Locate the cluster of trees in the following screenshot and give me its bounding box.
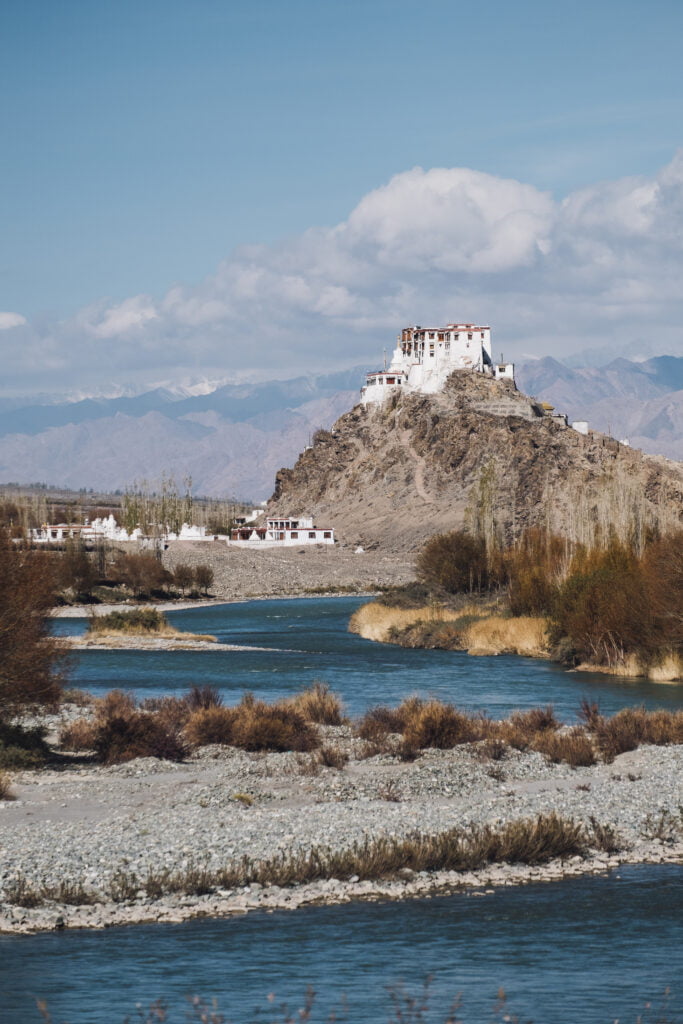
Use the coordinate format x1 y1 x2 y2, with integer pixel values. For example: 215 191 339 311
56 543 215 601
417 527 683 669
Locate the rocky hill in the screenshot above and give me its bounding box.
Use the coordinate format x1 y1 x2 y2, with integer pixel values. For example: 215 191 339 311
268 371 683 553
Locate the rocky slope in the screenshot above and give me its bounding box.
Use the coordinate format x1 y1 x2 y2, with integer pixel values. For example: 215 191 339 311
268 371 683 553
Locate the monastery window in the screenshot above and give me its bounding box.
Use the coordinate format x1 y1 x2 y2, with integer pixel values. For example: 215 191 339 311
291 531 298 539
429 332 435 339
308 532 316 539
324 532 332 539
468 333 473 340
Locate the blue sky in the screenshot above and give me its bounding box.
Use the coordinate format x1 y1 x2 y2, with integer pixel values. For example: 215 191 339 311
1 0 683 392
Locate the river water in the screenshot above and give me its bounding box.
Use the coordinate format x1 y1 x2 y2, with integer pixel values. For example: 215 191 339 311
53 596 683 720
6 597 682 1022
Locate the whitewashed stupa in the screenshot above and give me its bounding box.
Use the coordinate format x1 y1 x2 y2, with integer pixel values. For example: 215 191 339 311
361 323 514 404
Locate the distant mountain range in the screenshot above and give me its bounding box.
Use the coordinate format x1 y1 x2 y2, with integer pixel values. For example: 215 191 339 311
515 356 683 461
0 369 365 499
1 356 682 499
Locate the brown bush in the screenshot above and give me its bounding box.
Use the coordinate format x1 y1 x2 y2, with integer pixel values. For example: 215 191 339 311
79 689 189 764
319 744 349 769
284 681 345 725
356 704 406 742
585 705 683 761
185 706 237 746
94 712 189 764
510 705 559 734
230 695 318 753
59 718 98 751
0 530 66 715
401 699 482 751
186 684 223 711
139 695 191 733
531 727 596 767
416 530 491 594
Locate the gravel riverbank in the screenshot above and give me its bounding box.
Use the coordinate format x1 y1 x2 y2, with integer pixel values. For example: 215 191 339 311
1 715 681 934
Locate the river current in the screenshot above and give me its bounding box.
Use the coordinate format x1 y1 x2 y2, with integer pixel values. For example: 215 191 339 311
5 597 682 1022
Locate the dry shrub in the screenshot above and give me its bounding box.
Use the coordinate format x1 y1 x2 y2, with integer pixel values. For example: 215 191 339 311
585 705 683 761
319 744 349 769
86 689 189 765
140 695 191 732
186 693 323 753
511 705 559 735
588 816 623 853
231 695 318 753
94 712 189 765
185 706 237 746
477 738 507 762
416 530 490 594
97 689 137 719
531 727 596 767
401 699 482 751
356 704 406 742
186 684 223 711
59 718 98 751
284 681 345 725
0 772 14 800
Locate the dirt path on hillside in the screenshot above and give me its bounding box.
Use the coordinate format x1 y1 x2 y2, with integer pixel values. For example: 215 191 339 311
398 428 433 503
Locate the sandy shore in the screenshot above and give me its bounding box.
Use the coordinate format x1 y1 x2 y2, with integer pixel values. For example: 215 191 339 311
1 720 681 935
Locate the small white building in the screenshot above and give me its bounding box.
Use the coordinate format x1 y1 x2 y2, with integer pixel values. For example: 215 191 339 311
29 515 212 545
361 323 515 404
230 515 334 546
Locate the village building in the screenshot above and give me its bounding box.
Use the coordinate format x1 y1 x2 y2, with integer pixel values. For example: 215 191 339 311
29 515 214 545
229 516 334 546
361 323 514 404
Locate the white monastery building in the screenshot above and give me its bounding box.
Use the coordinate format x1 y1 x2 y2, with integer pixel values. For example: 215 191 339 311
230 516 334 547
361 323 515 404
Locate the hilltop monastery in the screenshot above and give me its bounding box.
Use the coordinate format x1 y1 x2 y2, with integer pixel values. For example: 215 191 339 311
361 323 514 404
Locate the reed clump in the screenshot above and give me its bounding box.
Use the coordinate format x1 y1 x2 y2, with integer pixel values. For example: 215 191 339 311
580 702 683 762
281 681 345 725
185 693 318 753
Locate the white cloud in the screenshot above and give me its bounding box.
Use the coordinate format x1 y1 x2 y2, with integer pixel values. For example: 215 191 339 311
3 153 683 394
0 312 27 330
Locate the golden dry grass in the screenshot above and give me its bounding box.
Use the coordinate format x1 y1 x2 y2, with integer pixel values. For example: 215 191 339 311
348 601 478 643
462 615 549 657
576 651 683 682
281 681 345 725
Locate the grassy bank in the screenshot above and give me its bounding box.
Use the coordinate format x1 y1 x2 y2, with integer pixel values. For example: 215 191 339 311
349 599 683 679
349 600 549 658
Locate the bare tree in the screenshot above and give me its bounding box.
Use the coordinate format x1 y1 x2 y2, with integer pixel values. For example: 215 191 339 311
0 531 67 716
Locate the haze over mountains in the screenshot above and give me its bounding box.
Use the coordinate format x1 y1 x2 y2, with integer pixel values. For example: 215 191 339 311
1 356 682 500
